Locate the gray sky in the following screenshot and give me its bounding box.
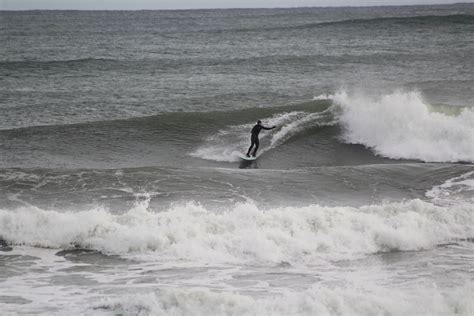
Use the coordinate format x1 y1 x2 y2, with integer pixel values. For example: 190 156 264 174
0 0 471 10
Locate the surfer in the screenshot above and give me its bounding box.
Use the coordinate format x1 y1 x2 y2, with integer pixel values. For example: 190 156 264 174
246 120 276 157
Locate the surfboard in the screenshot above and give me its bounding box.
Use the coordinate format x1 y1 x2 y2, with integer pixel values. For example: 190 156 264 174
240 155 257 161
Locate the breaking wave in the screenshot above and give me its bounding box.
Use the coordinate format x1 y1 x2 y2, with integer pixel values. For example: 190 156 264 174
335 90 474 163
191 89 473 164
1 197 472 264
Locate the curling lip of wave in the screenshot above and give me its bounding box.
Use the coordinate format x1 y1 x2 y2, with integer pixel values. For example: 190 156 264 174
0 198 472 263
269 109 335 147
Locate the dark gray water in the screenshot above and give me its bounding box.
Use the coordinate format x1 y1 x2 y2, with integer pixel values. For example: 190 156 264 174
0 4 473 315
1 5 473 131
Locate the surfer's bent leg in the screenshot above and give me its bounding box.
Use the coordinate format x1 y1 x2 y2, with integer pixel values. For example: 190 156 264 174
252 138 259 156
247 137 255 156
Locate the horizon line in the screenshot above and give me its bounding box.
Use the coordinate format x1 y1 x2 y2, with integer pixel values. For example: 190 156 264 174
0 2 471 12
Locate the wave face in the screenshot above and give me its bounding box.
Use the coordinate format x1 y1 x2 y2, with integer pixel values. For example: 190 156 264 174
1 197 472 263
1 90 470 169
190 108 336 162
189 89 473 165
335 90 474 163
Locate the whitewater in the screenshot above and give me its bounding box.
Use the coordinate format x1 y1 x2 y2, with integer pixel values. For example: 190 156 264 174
1 167 473 315
335 90 474 163
1 197 473 263
1 177 473 315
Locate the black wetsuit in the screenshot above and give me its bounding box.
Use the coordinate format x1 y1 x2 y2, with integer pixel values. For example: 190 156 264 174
246 124 274 157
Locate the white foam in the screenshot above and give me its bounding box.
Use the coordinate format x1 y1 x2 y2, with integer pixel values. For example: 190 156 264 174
426 171 474 205
334 90 474 162
1 199 472 264
313 93 335 100
95 282 474 316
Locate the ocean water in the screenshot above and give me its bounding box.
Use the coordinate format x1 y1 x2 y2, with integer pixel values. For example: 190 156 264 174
1 4 474 315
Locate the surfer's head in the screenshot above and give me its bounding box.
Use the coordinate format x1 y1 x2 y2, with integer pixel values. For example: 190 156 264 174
257 120 262 125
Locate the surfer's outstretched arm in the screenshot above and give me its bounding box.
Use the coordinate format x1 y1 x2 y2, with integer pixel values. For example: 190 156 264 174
263 125 276 130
